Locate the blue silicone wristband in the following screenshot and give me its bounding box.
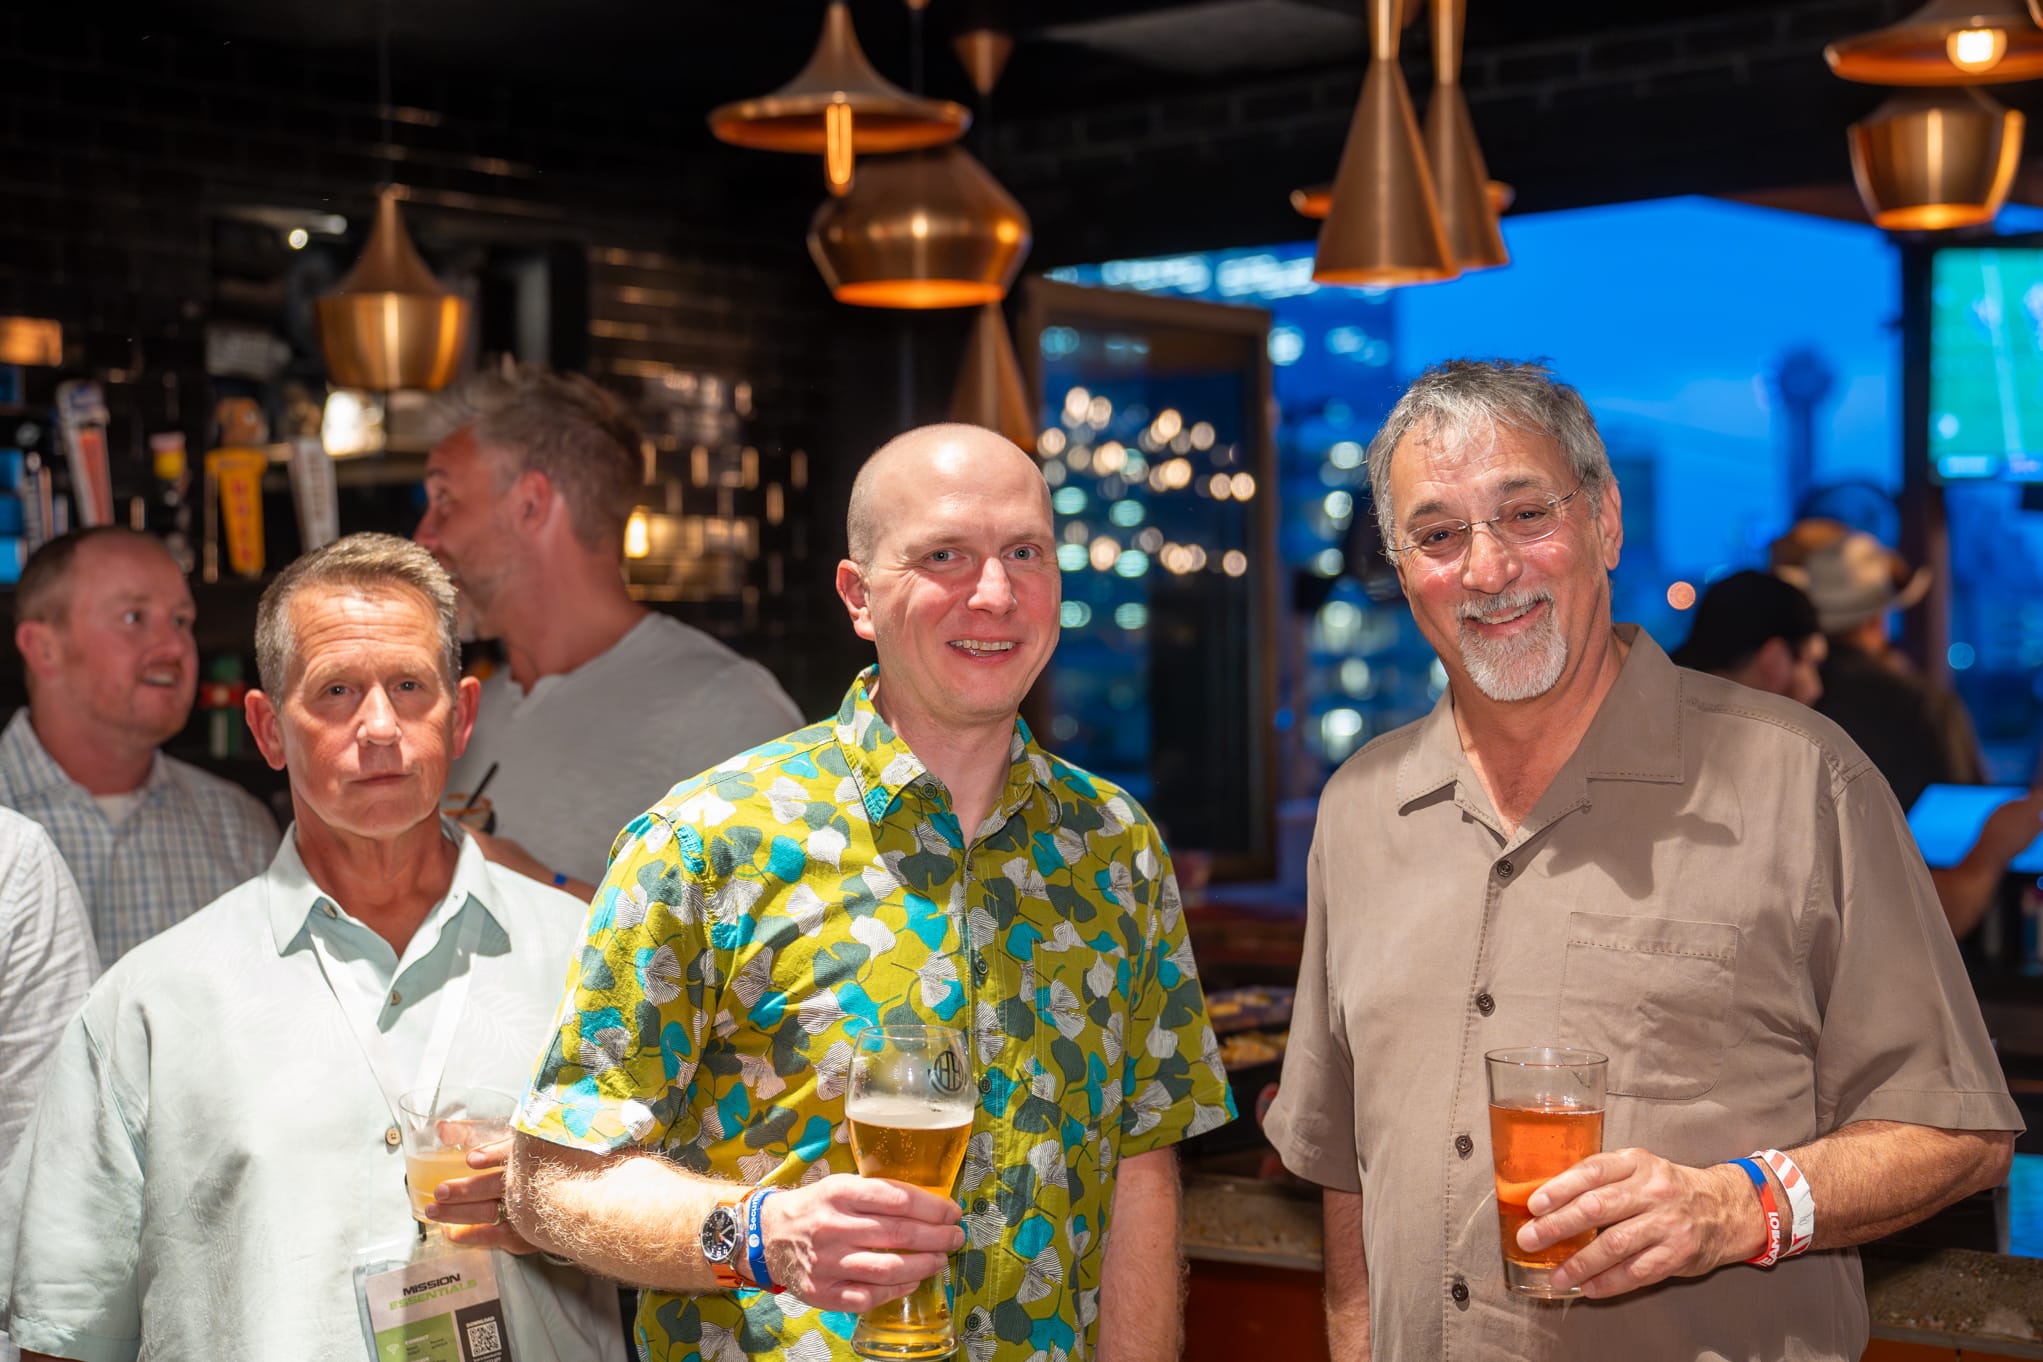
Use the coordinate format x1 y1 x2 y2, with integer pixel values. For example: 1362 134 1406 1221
747 1187 782 1292
1729 1156 1767 1190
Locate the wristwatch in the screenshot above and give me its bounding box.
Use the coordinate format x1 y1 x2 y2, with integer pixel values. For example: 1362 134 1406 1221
701 1191 749 1288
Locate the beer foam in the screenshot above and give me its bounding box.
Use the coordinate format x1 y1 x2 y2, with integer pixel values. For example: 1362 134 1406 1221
846 1095 975 1130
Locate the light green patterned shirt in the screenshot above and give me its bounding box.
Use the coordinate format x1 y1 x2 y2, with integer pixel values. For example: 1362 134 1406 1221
517 667 1234 1362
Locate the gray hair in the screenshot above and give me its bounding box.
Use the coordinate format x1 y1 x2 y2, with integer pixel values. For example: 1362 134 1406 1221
1366 359 1613 551
255 534 460 695
433 364 646 554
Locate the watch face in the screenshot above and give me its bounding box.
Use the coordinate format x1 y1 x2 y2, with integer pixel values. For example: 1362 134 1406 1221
701 1207 741 1264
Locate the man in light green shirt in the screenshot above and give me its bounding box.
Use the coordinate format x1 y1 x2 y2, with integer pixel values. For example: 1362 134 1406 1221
2 535 621 1362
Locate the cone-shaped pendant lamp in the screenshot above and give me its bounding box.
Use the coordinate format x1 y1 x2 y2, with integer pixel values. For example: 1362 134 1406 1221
1312 0 1456 286
1848 87 2023 229
710 1 969 196
316 188 470 392
953 29 1015 97
1423 0 1507 272
809 146 1031 308
948 305 1034 448
1828 0 2043 84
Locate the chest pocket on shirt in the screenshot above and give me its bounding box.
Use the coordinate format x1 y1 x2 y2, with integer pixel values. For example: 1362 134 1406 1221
1557 912 1741 1100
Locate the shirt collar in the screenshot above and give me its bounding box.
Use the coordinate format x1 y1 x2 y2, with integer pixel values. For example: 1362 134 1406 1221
1396 623 1686 812
1 708 171 802
832 665 1052 824
263 816 505 955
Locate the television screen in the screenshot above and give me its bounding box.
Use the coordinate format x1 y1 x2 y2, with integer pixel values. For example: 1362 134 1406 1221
1929 244 2043 482
1907 783 2043 874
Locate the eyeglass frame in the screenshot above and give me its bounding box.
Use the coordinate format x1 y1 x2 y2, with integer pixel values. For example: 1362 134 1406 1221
1382 478 1590 565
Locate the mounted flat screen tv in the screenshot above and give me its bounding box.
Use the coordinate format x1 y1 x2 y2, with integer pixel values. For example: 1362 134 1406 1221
1929 242 2043 482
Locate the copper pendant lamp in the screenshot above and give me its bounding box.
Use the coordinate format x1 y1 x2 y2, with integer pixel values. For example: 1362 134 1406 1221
709 1 970 197
315 187 470 392
1848 87 2023 230
1311 0 1456 286
1423 0 1507 272
948 305 1034 448
0 317 62 367
809 146 1031 308
1827 0 2043 84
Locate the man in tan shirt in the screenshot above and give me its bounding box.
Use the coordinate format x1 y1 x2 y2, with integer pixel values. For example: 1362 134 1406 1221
1265 360 2020 1361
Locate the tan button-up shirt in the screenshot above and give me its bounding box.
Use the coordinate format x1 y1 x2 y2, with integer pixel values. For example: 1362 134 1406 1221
1266 627 2021 1362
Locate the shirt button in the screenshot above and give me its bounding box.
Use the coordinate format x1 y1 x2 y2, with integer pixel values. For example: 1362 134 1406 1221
971 955 990 984
1450 1277 1470 1304
322 901 338 918
384 1125 401 1149
1455 1134 1474 1158
1475 992 1495 1016
1495 858 1515 880
979 1073 993 1095
388 989 402 1007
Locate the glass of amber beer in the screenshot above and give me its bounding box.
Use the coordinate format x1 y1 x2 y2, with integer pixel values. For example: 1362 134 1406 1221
396 1086 517 1225
1485 1047 1608 1298
848 1026 976 1362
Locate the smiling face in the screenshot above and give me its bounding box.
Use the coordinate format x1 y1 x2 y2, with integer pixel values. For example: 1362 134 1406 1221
1388 422 1622 706
836 431 1059 745
25 535 198 748
246 585 478 844
414 426 520 636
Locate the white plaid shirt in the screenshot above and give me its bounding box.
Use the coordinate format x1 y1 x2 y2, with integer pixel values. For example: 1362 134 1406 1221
0 710 280 961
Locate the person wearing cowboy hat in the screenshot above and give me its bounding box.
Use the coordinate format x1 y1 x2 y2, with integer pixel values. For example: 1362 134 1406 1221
1772 519 1987 812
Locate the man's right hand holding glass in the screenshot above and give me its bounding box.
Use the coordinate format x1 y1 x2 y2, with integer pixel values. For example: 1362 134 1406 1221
755 1173 965 1311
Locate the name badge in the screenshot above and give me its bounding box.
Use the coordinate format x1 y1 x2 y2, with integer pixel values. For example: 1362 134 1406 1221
355 1238 515 1362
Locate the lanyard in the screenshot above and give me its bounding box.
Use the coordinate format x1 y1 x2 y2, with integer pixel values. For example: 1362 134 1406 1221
294 883 487 1126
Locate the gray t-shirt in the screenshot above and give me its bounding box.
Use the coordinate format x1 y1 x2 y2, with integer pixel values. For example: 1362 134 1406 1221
451 613 804 885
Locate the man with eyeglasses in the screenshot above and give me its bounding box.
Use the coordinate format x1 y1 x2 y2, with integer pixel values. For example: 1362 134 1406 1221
1265 359 2018 1362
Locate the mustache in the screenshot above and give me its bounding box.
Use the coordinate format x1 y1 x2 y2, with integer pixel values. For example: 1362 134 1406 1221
1457 588 1552 624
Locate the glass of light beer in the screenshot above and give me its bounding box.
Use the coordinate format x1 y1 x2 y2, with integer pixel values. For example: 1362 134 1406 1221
1485 1046 1607 1298
847 1026 976 1362
396 1086 517 1225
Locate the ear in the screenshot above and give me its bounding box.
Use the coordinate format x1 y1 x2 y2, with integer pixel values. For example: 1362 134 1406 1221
835 559 877 643
448 674 482 760
245 689 288 772
1593 477 1624 570
13 620 60 682
510 468 556 535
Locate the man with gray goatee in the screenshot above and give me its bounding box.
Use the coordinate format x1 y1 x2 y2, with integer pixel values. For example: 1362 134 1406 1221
1265 359 2019 1361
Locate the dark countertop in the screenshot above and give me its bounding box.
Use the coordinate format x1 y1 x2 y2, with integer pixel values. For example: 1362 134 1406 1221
1181 1173 2043 1356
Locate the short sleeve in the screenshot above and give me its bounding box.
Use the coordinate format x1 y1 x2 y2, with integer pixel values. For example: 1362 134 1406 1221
1115 828 1236 1158
1264 816 1361 1191
516 810 721 1153
1809 767 2022 1135
0 819 99 1153
3 1008 147 1362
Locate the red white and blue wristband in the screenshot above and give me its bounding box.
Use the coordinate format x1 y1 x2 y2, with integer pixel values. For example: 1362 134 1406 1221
745 1186 784 1294
1753 1148 1815 1258
1730 1157 1783 1267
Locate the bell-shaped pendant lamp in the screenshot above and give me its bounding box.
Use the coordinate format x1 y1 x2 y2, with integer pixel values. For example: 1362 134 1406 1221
1848 87 2023 230
809 146 1031 308
315 188 470 392
0 317 62 367
1422 0 1508 272
1827 0 2043 84
709 1 969 197
948 305 1034 449
1312 0 1456 286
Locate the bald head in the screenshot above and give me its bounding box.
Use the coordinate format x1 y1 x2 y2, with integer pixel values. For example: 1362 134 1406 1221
846 424 1049 566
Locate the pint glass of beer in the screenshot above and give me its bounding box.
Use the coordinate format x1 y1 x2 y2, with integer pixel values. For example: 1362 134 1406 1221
1485 1047 1607 1298
847 1026 975 1362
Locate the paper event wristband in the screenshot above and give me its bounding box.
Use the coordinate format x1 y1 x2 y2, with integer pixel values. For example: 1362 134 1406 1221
1730 1157 1783 1267
1754 1148 1815 1257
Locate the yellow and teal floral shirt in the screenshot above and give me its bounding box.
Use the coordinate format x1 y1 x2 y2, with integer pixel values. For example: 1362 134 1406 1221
518 668 1235 1362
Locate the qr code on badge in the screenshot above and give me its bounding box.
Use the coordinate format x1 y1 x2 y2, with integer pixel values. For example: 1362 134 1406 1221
463 1316 503 1360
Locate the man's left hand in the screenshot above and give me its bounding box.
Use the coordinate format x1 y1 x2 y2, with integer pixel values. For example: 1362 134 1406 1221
427 1136 542 1256
1518 1148 1761 1297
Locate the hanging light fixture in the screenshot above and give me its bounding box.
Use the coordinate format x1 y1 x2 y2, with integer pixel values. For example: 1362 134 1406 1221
1848 87 2023 229
0 317 62 367
1423 0 1507 271
809 146 1030 308
316 188 470 391
1827 0 2043 84
1312 0 1456 286
949 305 1033 448
709 0 969 196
